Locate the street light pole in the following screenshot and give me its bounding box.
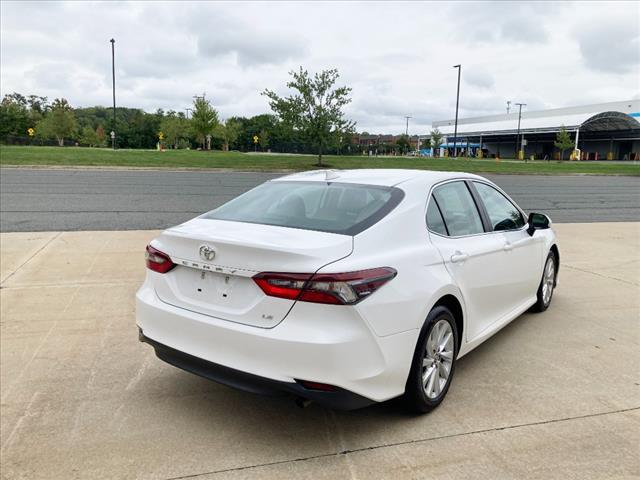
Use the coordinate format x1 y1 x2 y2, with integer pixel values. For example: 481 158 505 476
515 102 526 159
404 116 411 136
452 64 461 158
404 116 412 155
110 38 116 150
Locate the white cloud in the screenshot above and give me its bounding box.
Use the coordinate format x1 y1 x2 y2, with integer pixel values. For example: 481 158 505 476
575 18 640 74
1 0 639 134
465 71 494 89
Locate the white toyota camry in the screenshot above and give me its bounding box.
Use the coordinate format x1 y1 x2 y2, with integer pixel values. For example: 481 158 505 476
136 169 559 412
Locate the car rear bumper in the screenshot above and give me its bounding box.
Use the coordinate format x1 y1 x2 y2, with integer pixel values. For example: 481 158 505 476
139 329 375 410
136 282 417 408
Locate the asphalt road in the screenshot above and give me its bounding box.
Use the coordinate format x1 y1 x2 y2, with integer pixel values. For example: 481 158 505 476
1 168 638 231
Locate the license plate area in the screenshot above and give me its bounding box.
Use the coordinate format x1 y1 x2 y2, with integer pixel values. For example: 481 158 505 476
154 264 296 328
193 270 235 300
166 265 262 313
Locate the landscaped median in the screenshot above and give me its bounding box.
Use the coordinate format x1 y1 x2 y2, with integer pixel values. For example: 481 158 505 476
1 145 639 175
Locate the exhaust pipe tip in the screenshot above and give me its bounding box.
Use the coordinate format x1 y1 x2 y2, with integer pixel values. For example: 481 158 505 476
295 397 313 409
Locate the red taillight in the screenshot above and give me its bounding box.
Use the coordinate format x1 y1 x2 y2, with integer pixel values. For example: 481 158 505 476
145 245 176 274
253 267 396 305
253 272 312 300
298 380 337 392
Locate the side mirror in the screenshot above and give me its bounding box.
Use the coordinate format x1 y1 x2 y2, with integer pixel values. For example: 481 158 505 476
527 213 551 236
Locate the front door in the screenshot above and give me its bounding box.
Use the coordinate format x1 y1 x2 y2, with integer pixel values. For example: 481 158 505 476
426 181 514 341
471 181 543 314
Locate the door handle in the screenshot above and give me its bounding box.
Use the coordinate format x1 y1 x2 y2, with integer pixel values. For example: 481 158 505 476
451 251 469 263
503 242 513 251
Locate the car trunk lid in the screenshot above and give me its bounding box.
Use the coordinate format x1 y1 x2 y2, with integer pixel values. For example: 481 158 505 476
151 218 353 328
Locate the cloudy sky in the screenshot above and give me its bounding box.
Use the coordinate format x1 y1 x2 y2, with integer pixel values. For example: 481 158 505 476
1 1 639 134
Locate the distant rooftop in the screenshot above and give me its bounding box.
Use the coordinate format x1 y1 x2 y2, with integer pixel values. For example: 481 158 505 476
432 100 640 136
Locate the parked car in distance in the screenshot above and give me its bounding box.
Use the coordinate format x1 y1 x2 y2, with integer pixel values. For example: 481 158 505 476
136 169 559 412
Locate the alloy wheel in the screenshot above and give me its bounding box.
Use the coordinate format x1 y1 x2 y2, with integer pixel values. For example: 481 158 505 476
542 257 555 306
422 319 454 399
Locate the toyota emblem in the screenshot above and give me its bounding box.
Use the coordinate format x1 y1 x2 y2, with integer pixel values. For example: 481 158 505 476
199 244 216 261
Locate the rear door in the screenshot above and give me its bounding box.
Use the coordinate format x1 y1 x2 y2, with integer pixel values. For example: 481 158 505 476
426 181 513 341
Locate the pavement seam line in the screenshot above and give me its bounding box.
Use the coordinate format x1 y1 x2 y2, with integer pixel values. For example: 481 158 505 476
0 232 61 287
563 263 639 287
161 406 640 480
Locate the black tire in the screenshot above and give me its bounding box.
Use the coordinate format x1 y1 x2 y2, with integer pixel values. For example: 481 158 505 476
531 251 557 312
403 306 459 413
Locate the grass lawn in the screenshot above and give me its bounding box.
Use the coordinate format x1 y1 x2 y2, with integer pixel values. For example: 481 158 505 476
1 145 638 175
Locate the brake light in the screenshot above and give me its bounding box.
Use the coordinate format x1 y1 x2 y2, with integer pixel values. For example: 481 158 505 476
145 245 176 273
253 267 396 305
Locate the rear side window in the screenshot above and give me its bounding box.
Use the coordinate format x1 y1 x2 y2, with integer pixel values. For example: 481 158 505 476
426 198 448 236
473 182 525 231
203 181 404 235
432 182 484 236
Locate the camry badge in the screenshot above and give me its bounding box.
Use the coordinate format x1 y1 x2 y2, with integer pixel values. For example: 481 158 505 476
199 244 216 262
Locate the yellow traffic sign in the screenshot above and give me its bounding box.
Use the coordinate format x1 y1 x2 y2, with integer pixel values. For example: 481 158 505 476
253 135 259 144
27 128 35 137
158 132 164 140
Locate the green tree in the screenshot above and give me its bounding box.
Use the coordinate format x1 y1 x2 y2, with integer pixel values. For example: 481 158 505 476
161 114 189 149
330 128 353 155
263 67 355 166
96 125 106 146
216 118 241 151
258 129 269 151
191 96 219 149
0 93 31 139
36 98 76 146
378 140 391 155
27 95 48 124
430 128 443 157
554 126 574 161
396 134 410 155
234 114 279 151
80 126 99 147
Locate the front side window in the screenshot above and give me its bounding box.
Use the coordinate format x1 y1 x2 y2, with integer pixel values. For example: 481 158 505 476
473 182 525 231
203 181 404 236
432 182 484 236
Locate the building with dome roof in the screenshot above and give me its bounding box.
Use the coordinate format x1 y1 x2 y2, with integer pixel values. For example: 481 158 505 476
429 100 640 160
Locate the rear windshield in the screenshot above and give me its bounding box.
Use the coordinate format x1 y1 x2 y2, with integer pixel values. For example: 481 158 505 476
203 181 404 235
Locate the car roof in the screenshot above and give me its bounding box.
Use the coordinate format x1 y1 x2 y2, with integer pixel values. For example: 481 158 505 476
274 169 486 188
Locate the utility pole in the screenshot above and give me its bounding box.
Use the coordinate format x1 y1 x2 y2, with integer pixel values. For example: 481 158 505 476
404 116 412 155
110 38 116 150
515 102 526 160
185 108 192 119
452 64 461 158
507 100 511 114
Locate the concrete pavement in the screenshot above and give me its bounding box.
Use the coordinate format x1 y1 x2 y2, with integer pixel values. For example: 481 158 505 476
0 224 639 479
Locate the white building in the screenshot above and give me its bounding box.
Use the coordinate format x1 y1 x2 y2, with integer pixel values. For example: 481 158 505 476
430 100 640 160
